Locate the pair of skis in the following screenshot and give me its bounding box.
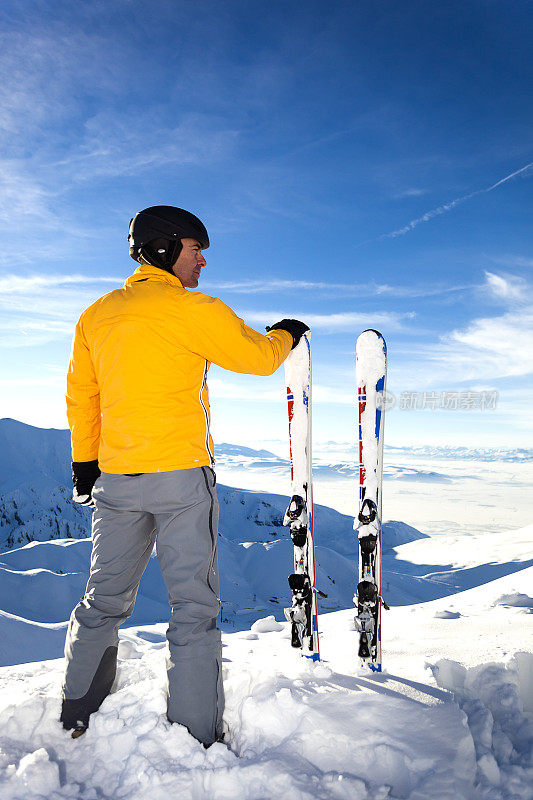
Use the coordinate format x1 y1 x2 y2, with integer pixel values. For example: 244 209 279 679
283 329 387 670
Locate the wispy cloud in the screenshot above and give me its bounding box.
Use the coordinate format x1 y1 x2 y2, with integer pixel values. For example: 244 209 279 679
484 271 528 303
0 160 56 228
383 162 533 239
389 308 533 387
204 278 474 299
0 156 105 263
0 274 122 348
0 25 131 143
388 271 533 386
443 309 533 379
488 255 533 270
57 112 239 182
485 163 533 192
393 188 428 199
0 317 74 349
0 120 238 243
0 25 239 246
0 273 415 349
203 279 341 293
0 275 120 293
241 309 414 332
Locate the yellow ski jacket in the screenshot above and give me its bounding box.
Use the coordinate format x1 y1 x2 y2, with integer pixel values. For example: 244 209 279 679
66 263 292 473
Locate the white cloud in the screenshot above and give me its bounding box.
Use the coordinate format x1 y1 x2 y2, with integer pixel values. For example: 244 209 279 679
203 279 338 293
385 192 476 238
489 255 533 270
241 310 414 333
61 112 239 182
392 188 428 199
0 161 53 226
485 162 533 191
0 317 74 349
0 274 123 347
0 27 238 242
0 274 120 294
484 271 528 302
386 270 533 387
448 311 533 374
0 273 414 350
406 309 533 385
0 27 130 142
202 278 474 299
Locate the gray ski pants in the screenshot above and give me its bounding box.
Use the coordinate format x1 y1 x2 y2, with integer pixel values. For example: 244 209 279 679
62 467 223 746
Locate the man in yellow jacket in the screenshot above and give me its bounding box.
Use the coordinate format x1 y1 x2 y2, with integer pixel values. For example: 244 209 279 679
61 205 308 746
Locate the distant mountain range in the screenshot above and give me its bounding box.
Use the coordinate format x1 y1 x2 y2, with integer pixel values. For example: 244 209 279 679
386 444 533 462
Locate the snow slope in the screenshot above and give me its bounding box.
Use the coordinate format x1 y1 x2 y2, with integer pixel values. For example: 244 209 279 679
0 520 425 665
1 528 531 797
1 522 530 667
0 595 531 800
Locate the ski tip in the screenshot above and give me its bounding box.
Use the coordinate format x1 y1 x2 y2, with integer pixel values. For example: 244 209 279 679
357 328 387 356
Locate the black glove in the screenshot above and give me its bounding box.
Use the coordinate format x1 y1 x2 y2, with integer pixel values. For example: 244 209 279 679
265 319 309 350
72 460 100 508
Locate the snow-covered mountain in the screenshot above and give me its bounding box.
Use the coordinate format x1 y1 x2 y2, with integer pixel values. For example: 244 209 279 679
0 419 87 548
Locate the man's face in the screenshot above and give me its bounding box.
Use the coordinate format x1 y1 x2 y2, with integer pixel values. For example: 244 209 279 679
171 238 207 288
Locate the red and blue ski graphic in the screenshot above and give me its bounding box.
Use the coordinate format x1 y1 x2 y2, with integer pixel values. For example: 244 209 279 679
283 332 320 661
354 329 387 671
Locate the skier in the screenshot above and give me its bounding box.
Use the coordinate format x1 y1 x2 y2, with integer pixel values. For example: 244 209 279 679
61 205 308 746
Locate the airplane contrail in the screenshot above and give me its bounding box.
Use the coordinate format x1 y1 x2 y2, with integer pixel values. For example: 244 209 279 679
484 161 533 192
384 161 533 239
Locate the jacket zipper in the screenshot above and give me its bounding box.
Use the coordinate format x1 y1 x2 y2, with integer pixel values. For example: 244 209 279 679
199 360 215 465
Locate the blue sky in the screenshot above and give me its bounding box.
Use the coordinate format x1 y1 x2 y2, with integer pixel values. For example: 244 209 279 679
0 0 531 450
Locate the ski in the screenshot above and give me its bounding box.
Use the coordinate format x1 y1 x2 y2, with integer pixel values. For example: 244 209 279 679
283 331 320 661
354 329 387 671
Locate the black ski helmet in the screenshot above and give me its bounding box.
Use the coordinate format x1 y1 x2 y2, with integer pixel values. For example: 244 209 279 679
128 205 209 272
